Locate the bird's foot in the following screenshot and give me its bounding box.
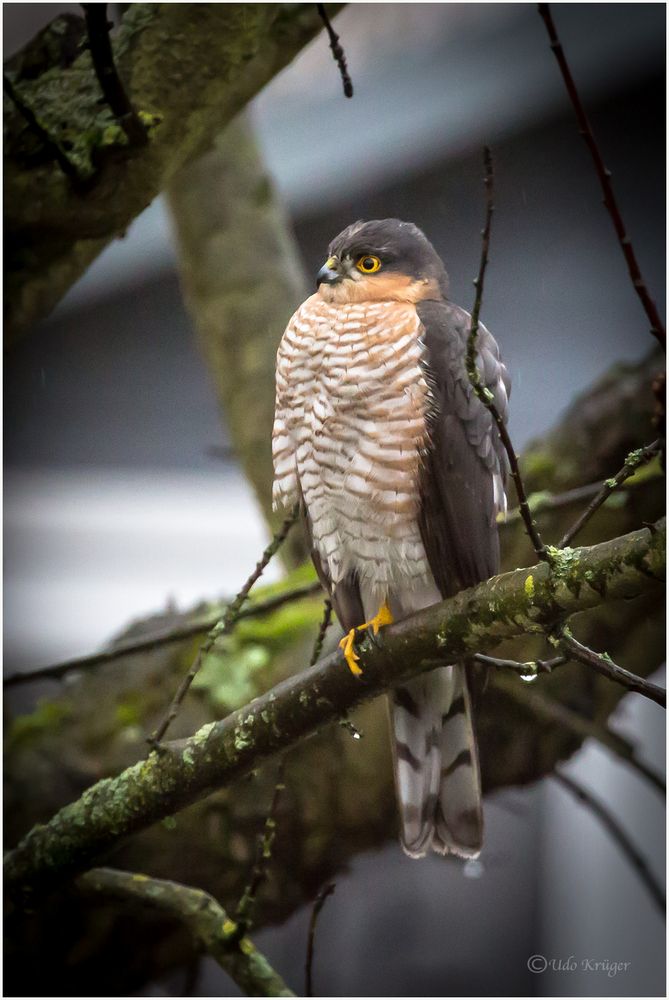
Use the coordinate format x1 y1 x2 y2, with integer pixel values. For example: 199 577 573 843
338 602 394 676
360 600 394 636
339 628 363 677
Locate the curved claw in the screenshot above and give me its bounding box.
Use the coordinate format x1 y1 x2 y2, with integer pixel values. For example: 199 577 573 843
339 629 363 677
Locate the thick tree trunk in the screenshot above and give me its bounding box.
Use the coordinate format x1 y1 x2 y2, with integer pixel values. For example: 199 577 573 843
167 115 310 563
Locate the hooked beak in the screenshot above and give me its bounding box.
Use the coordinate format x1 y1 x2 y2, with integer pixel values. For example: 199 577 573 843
316 256 343 286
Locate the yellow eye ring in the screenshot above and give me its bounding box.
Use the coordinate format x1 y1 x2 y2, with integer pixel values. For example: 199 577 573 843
356 255 382 274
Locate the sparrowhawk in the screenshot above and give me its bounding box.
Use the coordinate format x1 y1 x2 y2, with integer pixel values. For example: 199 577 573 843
272 219 510 858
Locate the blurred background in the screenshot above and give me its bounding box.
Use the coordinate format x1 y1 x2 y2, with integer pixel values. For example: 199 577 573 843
4 3 665 997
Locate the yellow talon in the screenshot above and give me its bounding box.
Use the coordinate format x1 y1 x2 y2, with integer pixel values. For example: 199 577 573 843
338 601 394 677
339 628 363 677
360 600 394 636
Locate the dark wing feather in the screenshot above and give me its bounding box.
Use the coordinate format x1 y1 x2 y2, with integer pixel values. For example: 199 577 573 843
417 300 511 598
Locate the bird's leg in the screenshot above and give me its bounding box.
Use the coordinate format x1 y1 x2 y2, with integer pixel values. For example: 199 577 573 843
339 600 394 677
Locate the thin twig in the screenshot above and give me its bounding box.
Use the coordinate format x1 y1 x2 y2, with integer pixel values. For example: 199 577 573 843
79 867 295 996
82 4 148 145
558 628 666 709
4 580 321 689
316 4 353 97
3 73 86 186
305 882 336 996
538 3 665 349
500 470 660 527
558 440 661 548
553 772 665 914
234 600 333 937
148 506 300 746
473 652 566 676
466 146 549 562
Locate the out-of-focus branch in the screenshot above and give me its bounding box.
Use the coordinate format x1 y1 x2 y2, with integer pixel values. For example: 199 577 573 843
4 580 321 689
538 3 665 348
305 882 336 996
5 520 664 900
492 671 665 796
553 772 665 914
167 115 310 562
79 868 295 997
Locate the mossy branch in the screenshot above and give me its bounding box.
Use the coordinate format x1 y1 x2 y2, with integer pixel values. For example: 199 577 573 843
4 3 343 341
5 520 664 901
79 867 295 997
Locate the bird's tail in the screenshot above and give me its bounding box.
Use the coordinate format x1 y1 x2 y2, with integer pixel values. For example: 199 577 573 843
389 663 483 858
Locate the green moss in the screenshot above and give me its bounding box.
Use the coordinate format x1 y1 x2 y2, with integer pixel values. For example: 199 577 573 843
6 700 71 751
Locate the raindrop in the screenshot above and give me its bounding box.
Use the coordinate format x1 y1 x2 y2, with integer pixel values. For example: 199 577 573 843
463 859 485 879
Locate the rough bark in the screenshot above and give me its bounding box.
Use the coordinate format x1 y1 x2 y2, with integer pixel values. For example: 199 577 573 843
4 3 340 341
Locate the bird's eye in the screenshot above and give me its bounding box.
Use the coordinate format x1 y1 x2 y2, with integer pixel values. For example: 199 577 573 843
356 255 382 274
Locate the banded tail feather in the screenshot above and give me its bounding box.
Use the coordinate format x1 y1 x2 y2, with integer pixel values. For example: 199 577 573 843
390 663 483 858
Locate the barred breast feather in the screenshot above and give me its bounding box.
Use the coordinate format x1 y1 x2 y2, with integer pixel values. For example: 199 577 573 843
273 293 434 597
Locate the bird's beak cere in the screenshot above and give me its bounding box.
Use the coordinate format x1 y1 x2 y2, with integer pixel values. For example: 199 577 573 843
316 256 343 286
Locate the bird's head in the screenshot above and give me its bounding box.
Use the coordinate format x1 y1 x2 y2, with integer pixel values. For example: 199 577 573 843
315 219 448 304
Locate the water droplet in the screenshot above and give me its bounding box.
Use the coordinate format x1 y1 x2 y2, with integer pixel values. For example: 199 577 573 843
463 859 485 879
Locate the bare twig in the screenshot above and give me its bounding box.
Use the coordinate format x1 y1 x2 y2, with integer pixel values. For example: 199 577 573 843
316 4 353 97
234 599 333 937
305 882 336 996
3 73 86 186
4 579 321 689
148 505 300 745
558 440 661 548
82 4 148 145
465 147 549 563
538 3 665 349
473 652 566 676
558 628 666 709
501 469 661 527
79 867 295 996
553 772 665 913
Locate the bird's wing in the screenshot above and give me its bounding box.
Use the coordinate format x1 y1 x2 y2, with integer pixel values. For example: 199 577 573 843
388 299 510 858
416 299 511 597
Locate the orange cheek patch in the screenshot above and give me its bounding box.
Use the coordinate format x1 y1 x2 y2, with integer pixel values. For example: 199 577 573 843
318 274 440 305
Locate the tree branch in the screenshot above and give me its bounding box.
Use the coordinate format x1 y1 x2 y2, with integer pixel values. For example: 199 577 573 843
558 440 661 548
492 670 665 796
4 3 343 341
538 3 665 348
5 520 663 900
4 580 321 689
553 772 665 914
557 627 666 708
78 867 295 997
